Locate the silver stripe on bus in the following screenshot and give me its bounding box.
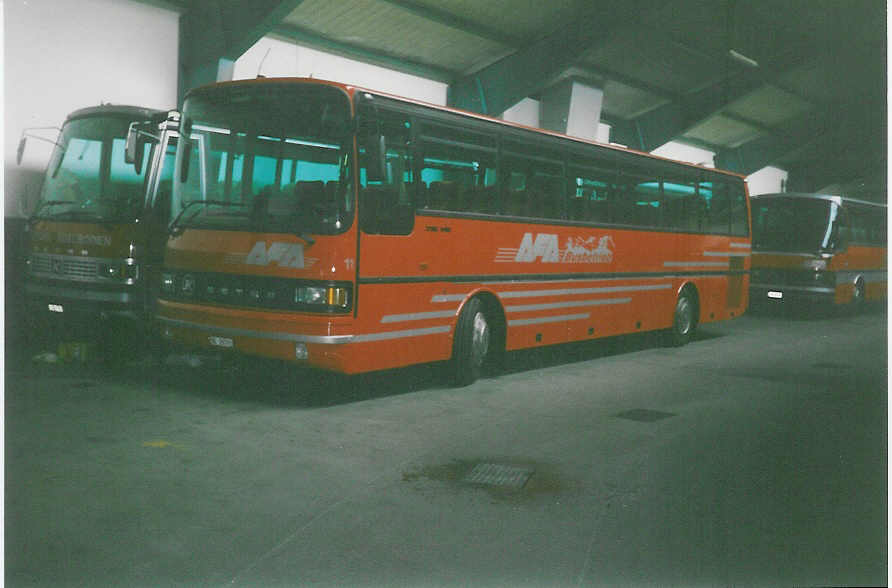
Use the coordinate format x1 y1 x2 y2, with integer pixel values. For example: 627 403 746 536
157 317 451 344
381 310 458 323
431 293 469 303
663 261 729 267
483 275 668 286
497 283 671 299
508 313 590 326
506 297 631 312
702 251 751 257
751 251 819 257
730 242 752 249
352 326 452 342
157 317 353 343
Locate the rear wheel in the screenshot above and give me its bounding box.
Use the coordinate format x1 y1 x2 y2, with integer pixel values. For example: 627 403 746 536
450 297 491 386
666 288 697 347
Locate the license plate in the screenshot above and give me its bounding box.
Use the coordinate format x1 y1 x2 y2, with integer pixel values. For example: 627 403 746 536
767 291 783 299
48 304 64 313
208 336 234 348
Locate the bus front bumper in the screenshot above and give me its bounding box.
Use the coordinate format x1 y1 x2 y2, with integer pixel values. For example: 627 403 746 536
749 283 836 305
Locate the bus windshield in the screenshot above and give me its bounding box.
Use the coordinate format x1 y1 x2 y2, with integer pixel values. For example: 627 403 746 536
171 83 352 234
35 116 152 222
752 197 840 253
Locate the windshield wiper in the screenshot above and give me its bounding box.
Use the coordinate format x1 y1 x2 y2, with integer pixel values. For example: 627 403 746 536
28 200 73 223
293 231 315 245
169 199 246 235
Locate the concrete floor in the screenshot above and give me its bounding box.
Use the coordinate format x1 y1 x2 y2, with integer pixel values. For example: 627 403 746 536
5 305 887 587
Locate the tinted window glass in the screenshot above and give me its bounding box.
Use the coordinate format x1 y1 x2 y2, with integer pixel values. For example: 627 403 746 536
419 123 497 214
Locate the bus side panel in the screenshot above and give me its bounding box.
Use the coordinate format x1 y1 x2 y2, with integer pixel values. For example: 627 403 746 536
359 217 750 356
829 245 887 303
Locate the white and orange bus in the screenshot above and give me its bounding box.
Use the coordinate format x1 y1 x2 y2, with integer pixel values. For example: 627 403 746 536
20 105 179 347
157 78 750 384
750 193 886 308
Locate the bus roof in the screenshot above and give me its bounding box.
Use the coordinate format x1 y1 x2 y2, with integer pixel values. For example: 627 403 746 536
752 192 887 208
185 76 747 180
65 104 169 124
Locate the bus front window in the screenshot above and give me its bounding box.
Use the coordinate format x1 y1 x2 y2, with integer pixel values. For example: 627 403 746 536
752 197 839 253
172 84 352 234
35 116 152 222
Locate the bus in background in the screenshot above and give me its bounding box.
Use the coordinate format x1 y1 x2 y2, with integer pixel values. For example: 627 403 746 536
19 105 179 356
157 78 750 385
750 193 886 309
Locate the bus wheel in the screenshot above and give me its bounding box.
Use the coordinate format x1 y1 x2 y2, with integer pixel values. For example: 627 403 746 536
451 297 491 386
852 278 866 310
666 288 697 347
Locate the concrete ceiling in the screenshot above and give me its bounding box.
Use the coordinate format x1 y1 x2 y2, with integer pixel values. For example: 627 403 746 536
168 0 886 197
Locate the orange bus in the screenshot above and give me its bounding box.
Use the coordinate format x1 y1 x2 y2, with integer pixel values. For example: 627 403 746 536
20 105 179 350
750 193 886 308
157 78 750 384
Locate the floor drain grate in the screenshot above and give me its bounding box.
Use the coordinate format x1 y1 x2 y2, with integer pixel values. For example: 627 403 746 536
463 463 533 489
616 408 676 422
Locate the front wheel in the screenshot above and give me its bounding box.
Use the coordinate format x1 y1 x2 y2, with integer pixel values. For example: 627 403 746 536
666 289 697 347
450 298 491 386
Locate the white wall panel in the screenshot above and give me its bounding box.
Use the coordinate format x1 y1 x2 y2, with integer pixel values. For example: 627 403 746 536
4 0 179 217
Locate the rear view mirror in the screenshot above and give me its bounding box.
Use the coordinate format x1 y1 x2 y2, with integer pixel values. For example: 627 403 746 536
125 122 149 175
124 122 139 164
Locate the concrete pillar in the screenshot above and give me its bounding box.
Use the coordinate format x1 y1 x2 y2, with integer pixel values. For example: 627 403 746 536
539 78 603 141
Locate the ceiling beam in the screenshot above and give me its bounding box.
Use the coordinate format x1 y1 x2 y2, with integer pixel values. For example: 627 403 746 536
270 24 455 83
447 0 670 116
377 0 521 47
179 0 306 101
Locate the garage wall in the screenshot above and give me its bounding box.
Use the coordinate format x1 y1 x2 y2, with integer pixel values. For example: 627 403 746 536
4 0 180 218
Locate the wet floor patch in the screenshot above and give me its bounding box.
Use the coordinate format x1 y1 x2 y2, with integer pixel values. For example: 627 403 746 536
615 408 676 422
403 458 568 501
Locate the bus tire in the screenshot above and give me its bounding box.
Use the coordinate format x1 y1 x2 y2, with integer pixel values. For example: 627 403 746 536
852 277 866 310
450 297 491 386
666 287 698 347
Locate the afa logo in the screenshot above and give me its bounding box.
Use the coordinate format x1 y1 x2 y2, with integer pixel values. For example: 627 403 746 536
496 233 615 264
245 241 304 268
515 232 561 262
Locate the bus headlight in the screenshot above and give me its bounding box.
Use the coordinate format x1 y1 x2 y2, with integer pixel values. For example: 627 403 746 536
99 259 140 284
161 272 176 293
295 285 350 308
181 274 195 296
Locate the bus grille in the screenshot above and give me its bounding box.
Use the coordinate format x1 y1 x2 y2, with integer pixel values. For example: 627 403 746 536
752 267 834 287
30 254 99 281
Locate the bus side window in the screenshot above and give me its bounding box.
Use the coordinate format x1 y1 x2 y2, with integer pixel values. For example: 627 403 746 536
662 178 698 232
502 140 563 220
418 122 496 214
567 157 617 225
358 113 414 235
701 179 730 234
729 181 748 236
